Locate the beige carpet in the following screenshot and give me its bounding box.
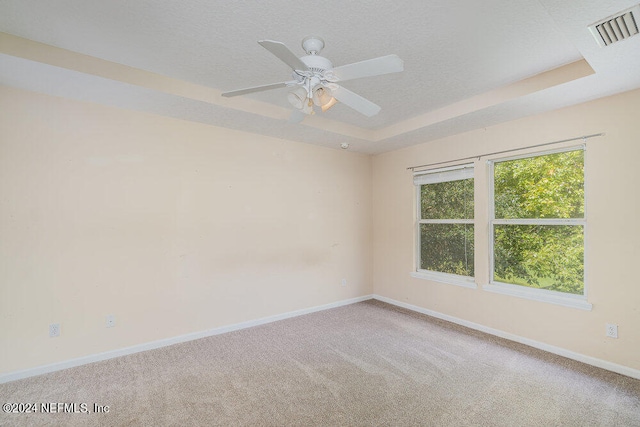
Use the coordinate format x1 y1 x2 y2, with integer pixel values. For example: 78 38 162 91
1 300 639 426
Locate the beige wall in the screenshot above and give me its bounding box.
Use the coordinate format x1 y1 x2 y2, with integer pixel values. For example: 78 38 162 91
372 88 640 371
0 85 372 374
2 81 639 377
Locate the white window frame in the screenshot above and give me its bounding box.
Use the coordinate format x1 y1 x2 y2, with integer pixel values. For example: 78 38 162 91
411 164 477 289
484 146 591 310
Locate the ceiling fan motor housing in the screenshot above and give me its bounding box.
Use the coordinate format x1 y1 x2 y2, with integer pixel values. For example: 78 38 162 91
299 55 333 73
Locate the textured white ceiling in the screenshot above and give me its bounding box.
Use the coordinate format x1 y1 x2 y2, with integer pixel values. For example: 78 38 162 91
1 0 640 153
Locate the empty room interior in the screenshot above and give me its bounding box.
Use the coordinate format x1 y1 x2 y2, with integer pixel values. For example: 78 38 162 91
1 1 640 425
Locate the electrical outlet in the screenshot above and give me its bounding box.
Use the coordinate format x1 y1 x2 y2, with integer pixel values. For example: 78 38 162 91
606 323 618 338
49 323 60 338
341 278 347 287
106 315 116 328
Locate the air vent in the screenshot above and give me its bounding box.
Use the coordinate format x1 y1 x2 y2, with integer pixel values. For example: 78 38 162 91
588 5 640 47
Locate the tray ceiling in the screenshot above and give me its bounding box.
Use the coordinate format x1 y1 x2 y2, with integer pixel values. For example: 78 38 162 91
1 0 639 153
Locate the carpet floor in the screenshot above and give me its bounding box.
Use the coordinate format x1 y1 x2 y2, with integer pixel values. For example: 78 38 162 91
1 300 639 426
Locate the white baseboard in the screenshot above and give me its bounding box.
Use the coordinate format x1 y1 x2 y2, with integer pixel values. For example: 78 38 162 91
373 294 640 380
0 295 373 384
5 293 637 383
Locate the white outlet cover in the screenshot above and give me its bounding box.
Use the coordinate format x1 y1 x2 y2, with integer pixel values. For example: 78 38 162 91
605 323 618 338
49 323 60 337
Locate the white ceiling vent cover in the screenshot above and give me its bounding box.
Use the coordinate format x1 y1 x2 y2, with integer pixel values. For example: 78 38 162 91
589 5 640 47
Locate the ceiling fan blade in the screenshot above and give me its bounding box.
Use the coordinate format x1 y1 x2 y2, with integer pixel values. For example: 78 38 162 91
331 54 403 82
258 40 309 71
331 86 381 117
221 81 294 97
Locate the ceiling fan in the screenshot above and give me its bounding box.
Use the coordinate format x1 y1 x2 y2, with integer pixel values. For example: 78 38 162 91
221 36 404 122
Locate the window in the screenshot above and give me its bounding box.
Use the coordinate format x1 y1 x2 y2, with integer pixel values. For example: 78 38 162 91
413 165 475 287
488 148 587 305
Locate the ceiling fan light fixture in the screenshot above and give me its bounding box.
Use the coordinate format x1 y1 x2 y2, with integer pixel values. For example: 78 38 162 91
287 86 307 109
312 85 333 107
321 97 338 112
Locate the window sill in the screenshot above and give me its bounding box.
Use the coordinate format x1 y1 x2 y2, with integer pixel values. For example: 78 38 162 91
483 283 592 311
410 271 477 289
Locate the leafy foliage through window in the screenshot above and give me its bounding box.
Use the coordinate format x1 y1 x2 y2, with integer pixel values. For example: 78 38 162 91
492 149 584 295
416 167 474 277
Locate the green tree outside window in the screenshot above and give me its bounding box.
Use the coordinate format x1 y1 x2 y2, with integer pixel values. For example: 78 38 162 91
492 150 584 295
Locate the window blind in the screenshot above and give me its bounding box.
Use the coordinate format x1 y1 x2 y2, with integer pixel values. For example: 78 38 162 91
413 164 474 185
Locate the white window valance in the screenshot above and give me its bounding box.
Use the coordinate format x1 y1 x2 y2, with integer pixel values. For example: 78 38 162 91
413 164 474 185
